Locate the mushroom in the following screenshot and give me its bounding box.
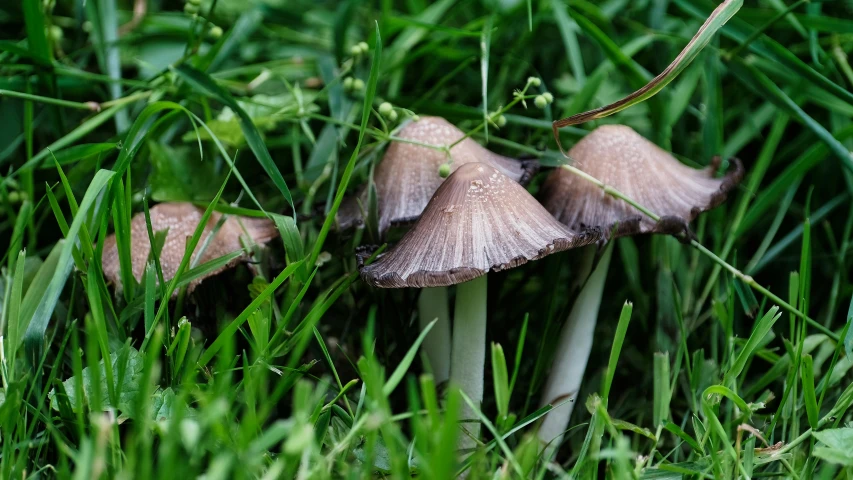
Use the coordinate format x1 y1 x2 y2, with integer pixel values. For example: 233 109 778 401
342 116 537 385
536 125 743 451
337 116 537 234
102 202 279 295
361 162 600 446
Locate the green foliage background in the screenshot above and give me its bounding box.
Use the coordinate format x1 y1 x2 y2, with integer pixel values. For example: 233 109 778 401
1 0 853 478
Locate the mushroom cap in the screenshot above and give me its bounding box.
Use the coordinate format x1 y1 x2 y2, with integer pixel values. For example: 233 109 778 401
541 125 743 238
101 202 279 294
360 163 600 288
337 116 538 235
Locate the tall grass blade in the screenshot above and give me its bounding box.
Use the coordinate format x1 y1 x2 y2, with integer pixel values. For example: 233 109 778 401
552 0 743 151
21 170 114 364
173 65 294 211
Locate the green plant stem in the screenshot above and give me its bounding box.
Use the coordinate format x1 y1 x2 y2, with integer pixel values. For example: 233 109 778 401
100 90 152 109
690 241 834 339
558 164 839 341
451 275 488 449
418 287 452 384
538 243 612 453
693 116 789 320
447 92 537 150
0 90 99 111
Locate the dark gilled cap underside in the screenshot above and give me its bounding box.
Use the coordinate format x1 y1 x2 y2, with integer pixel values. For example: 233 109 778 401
360 163 600 288
336 116 539 235
541 125 744 239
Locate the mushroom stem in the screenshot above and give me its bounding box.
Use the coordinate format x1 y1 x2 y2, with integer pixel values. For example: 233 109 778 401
538 243 613 454
418 286 452 384
451 275 488 449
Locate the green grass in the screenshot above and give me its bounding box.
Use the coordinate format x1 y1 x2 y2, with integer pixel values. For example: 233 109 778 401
1 0 853 478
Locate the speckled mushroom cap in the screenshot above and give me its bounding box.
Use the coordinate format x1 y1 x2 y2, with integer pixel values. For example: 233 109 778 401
101 203 278 294
337 116 538 235
541 125 743 238
360 163 600 288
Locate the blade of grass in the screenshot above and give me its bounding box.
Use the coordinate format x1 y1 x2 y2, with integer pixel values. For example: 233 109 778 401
602 301 632 403
12 103 128 174
6 251 26 380
726 307 782 384
480 15 492 142
552 0 743 151
307 23 382 268
173 65 294 212
675 0 853 106
801 354 818 429
551 0 586 85
491 343 510 422
21 169 114 365
195 260 304 367
384 320 436 397
22 0 52 64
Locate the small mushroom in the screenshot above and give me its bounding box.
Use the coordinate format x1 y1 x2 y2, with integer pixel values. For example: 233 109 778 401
343 115 537 385
541 124 743 238
101 202 279 295
361 162 599 446
536 125 743 451
337 116 538 235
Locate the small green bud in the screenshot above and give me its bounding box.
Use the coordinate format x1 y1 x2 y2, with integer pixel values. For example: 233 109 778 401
358 41 369 53
534 95 548 109
495 115 507 127
352 78 365 91
543 92 554 103
82 21 93 32
209 25 223 38
388 110 398 122
438 163 451 178
343 77 354 91
49 26 63 42
527 76 541 87
378 102 393 116
183 3 199 14
350 45 362 56
410 114 420 121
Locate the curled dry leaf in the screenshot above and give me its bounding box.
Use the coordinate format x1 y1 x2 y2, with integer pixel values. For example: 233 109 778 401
541 125 743 239
755 441 785 454
360 163 600 288
101 202 278 295
336 116 538 236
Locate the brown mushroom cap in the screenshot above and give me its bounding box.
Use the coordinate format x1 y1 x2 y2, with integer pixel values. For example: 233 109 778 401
337 116 538 235
541 125 743 238
101 202 278 293
360 163 600 288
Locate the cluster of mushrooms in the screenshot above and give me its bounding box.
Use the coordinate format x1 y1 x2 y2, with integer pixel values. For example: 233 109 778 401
347 117 743 451
100 115 742 456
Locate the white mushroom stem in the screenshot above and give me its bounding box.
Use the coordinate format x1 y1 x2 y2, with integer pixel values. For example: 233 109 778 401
538 243 613 453
451 275 488 449
418 287 452 384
